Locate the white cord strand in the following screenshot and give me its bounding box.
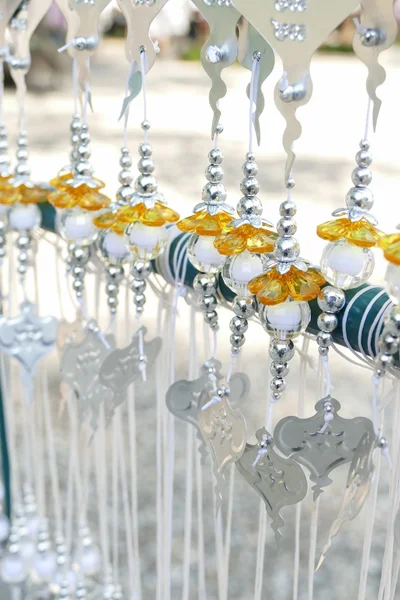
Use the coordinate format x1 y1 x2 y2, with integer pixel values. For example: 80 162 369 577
248 54 261 154
73 58 78 117
82 57 90 126
140 49 149 143
123 61 134 148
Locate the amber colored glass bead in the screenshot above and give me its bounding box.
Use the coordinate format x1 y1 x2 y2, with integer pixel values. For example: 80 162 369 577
92 211 117 229
317 217 384 248
214 224 277 256
1 184 47 206
378 233 400 266
49 184 110 211
178 210 232 236
248 266 326 306
49 172 73 189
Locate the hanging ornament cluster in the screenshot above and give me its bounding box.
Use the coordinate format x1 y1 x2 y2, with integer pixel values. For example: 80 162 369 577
0 0 398 598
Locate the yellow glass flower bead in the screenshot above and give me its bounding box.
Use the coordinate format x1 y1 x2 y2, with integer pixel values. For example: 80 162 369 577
248 266 325 306
378 233 400 266
49 184 110 211
92 211 117 229
317 217 384 248
215 224 277 256
18 185 47 205
178 210 231 236
49 172 73 190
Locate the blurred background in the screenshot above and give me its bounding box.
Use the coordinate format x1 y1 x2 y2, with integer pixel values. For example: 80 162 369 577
2 2 400 599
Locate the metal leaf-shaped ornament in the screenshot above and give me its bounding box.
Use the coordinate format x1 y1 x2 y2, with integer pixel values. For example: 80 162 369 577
117 0 168 117
232 0 360 180
0 302 57 401
274 396 374 500
60 325 114 431
352 0 397 130
237 19 275 145
166 359 249 465
99 326 162 416
317 428 378 569
197 372 249 507
191 0 241 137
236 428 308 545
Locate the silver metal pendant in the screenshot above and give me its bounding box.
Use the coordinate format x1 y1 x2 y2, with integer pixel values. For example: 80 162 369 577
317 428 378 569
197 370 249 506
99 326 162 412
0 301 57 400
274 396 374 500
232 0 360 180
60 324 115 430
236 428 307 545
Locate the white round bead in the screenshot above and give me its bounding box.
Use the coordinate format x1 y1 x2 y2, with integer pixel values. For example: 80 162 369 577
100 230 130 266
34 550 58 581
188 234 224 274
0 552 28 584
9 204 41 232
126 222 168 260
385 263 400 304
20 537 36 564
78 544 102 576
60 209 97 245
261 301 311 340
320 240 374 290
222 250 265 295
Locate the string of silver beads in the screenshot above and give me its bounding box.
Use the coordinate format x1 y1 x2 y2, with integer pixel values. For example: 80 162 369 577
70 115 82 172
15 132 30 179
345 139 374 219
131 260 152 316
374 305 400 376
230 296 256 354
0 123 10 177
117 147 134 205
74 124 94 180
316 286 346 356
193 273 219 332
16 232 31 284
68 245 90 300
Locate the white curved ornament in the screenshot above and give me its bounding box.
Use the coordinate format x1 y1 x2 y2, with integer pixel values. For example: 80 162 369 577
352 0 397 130
232 0 360 179
191 0 241 137
274 396 374 500
317 428 378 569
236 428 308 545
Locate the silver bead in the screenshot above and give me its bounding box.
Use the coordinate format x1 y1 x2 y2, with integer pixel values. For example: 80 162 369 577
205 164 224 183
77 145 90 161
378 436 388 450
376 353 393 370
318 346 329 356
246 152 256 161
75 162 93 178
270 376 286 393
72 279 84 295
276 218 296 237
269 339 295 362
119 170 133 186
138 158 154 174
71 246 90 264
317 286 345 313
71 117 81 133
134 294 146 307
279 200 296 217
237 196 262 217
132 260 152 279
131 279 146 294
355 149 372 167
119 154 132 168
215 123 224 135
106 283 119 297
202 182 227 204
240 177 260 196
107 265 124 283
316 331 332 347
274 237 300 262
208 148 223 165
16 148 28 162
72 266 85 280
138 143 152 157
230 333 245 347
359 139 370 150
230 316 248 334
15 163 30 177
351 167 372 187
193 273 217 294
270 362 289 377
242 160 258 177
232 296 257 318
378 332 399 355
141 120 151 130
135 174 157 195
385 306 400 334
345 186 374 211
205 310 218 325
317 313 338 333
17 235 30 249
200 295 217 311
117 186 134 203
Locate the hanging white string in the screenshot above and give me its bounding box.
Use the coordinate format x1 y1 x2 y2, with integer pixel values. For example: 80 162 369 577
140 48 149 144
112 415 120 586
82 57 90 126
222 464 235 600
94 407 111 583
123 61 134 148
307 496 320 600
73 58 79 118
248 53 261 155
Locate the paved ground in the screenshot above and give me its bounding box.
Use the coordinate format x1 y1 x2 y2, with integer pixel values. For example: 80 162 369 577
2 40 400 599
